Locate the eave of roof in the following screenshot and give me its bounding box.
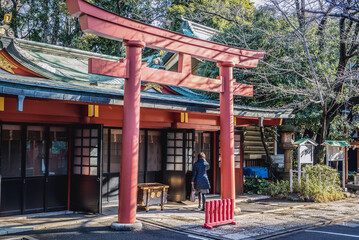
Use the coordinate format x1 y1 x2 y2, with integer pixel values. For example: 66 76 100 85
14 38 211 100
294 138 318 146
17 39 120 61
0 73 294 119
322 140 351 147
180 17 222 41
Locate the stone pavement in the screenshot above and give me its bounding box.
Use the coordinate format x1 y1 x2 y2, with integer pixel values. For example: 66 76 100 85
1 195 359 240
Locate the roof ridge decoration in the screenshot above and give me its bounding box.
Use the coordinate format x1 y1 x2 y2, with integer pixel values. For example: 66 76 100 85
0 52 17 73
0 25 73 80
0 14 15 40
143 82 163 93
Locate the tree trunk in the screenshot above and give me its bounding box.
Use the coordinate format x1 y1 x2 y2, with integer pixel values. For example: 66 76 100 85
51 1 60 45
314 103 328 164
259 125 277 179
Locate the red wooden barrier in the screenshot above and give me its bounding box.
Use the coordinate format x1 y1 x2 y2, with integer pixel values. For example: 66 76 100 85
202 199 236 229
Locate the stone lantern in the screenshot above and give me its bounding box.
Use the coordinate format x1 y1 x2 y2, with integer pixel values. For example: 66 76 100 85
279 125 297 180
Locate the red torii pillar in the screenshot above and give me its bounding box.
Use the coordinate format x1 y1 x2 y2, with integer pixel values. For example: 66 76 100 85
218 62 236 200
66 0 265 231
117 40 145 227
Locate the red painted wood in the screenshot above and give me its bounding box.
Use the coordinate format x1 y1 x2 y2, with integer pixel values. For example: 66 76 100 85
88 58 128 78
224 200 227 222
213 133 216 194
235 117 282 126
205 201 210 225
219 200 223 221
209 201 213 224
230 199 233 219
202 199 236 229
214 201 218 223
0 95 283 131
89 58 253 96
233 83 253 96
118 40 145 224
66 0 265 68
219 62 236 201
67 127 72 210
141 121 172 129
178 53 192 74
172 123 220 131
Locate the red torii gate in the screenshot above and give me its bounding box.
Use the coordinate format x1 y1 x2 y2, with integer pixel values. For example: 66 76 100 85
66 0 265 229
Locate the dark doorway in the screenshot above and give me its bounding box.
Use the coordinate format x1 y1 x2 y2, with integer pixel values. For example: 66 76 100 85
194 132 214 194
0 124 23 216
102 128 121 204
70 125 102 213
213 131 244 196
101 128 163 206
0 124 69 217
163 129 194 202
215 131 221 194
234 131 244 195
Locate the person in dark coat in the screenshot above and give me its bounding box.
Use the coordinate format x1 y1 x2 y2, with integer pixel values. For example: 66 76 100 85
191 152 210 211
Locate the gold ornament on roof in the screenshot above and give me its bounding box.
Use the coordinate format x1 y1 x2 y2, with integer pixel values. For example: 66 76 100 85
160 50 165 56
4 13 12 24
143 82 163 93
0 54 17 74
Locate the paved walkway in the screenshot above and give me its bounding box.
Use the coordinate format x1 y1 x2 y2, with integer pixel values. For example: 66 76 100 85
0 195 358 240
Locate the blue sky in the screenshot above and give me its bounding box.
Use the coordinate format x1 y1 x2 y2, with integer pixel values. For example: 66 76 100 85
252 0 265 6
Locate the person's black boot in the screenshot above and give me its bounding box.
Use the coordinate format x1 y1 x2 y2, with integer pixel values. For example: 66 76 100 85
201 193 206 211
198 192 202 209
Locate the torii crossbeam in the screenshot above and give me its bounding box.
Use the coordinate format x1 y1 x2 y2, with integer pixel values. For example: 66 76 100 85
66 0 265 229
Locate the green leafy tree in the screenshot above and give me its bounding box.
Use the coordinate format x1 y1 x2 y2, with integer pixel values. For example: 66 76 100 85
0 0 177 56
193 1 359 164
168 0 255 31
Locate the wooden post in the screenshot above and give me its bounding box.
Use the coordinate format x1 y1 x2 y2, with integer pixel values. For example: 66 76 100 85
298 145 301 183
118 40 145 224
290 169 293 192
345 146 348 184
218 61 235 202
343 155 346 189
326 146 329 166
345 127 348 184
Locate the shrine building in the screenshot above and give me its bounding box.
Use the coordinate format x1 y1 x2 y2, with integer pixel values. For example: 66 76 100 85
0 3 293 217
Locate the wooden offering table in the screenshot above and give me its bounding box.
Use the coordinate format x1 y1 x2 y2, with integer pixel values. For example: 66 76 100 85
137 183 169 212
